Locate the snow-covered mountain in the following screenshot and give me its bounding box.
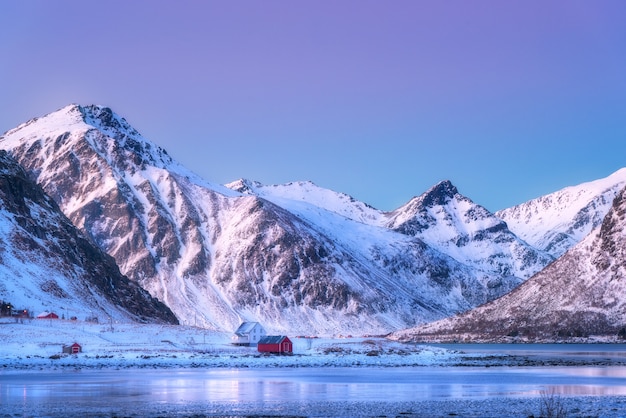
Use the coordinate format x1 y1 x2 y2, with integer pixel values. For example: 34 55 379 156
0 104 549 335
226 179 384 225
385 180 553 281
391 185 626 342
496 169 626 258
231 178 553 287
0 149 176 324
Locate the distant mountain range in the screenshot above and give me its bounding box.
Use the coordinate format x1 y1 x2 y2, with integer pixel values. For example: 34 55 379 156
1 104 625 337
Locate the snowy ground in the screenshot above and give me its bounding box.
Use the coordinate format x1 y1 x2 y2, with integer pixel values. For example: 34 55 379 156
3 318 626 370
3 318 626 417
0 317 461 370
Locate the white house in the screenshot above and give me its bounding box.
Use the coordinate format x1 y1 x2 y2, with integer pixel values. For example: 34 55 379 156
232 322 266 346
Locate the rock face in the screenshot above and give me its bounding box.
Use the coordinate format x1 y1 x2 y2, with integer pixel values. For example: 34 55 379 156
391 186 626 342
0 149 176 324
0 104 555 335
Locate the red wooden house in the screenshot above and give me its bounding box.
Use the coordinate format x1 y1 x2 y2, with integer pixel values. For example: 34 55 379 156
257 336 293 354
36 311 59 319
62 343 82 354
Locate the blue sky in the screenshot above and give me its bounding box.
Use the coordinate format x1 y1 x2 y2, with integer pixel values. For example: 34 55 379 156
1 1 625 211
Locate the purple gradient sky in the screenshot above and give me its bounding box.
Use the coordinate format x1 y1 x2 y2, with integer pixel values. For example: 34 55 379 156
1 1 626 211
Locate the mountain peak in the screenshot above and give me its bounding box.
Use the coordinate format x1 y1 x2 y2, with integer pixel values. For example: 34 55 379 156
225 178 262 195
421 180 458 207
77 104 141 138
2 104 141 144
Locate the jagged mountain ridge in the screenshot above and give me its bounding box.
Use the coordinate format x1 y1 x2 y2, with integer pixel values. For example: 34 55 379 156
496 169 626 258
221 183 529 324
0 149 176 324
228 170 626 268
391 185 626 342
228 178 553 288
226 178 384 225
0 104 552 335
385 180 553 281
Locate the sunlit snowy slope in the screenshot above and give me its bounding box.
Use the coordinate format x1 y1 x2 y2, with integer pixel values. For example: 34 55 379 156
0 150 176 324
496 169 626 258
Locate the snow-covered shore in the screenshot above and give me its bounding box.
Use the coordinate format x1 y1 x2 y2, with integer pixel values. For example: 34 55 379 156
5 319 626 417
4 318 626 371
0 318 626 373
0 318 465 370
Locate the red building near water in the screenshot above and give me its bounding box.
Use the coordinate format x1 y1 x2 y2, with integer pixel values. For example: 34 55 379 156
62 342 82 354
36 311 59 319
257 336 293 354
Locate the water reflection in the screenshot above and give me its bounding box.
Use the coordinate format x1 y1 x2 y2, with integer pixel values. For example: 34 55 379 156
3 365 626 408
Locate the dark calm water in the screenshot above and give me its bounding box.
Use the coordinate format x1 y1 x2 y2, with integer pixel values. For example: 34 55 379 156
2 345 626 417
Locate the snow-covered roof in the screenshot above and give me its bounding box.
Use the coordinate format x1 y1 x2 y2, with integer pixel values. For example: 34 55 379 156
258 336 289 344
234 322 263 336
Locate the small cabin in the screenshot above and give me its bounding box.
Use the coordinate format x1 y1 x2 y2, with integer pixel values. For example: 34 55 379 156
62 343 82 354
36 311 59 319
258 336 293 354
232 322 266 346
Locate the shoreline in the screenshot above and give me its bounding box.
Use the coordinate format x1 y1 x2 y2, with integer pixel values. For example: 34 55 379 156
3 320 626 372
4 349 626 372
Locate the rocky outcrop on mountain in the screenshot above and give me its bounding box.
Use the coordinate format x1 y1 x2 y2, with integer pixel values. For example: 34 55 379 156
1 104 545 335
391 186 626 342
386 180 553 283
0 149 176 324
496 169 626 258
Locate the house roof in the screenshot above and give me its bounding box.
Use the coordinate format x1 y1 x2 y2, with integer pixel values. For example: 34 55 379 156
36 311 58 318
234 321 263 336
258 335 289 344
